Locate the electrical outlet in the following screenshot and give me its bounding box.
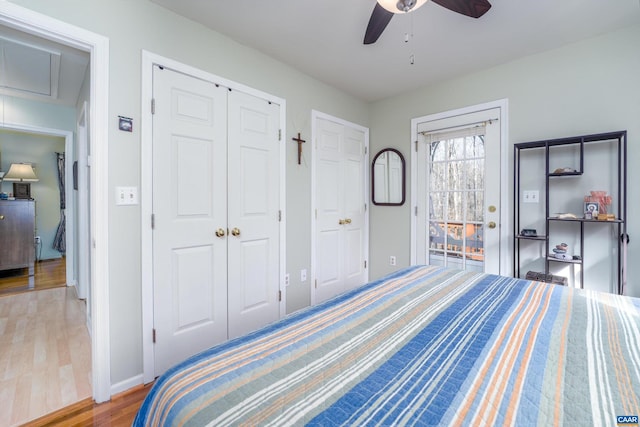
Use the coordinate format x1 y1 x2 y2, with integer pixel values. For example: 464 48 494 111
301 269 307 282
35 236 41 245
523 190 539 203
389 256 396 266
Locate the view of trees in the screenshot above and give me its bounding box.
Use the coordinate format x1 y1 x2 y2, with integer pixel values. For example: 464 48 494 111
428 135 485 263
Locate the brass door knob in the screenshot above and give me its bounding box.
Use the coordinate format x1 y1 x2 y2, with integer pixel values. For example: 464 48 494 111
215 228 226 237
231 227 241 237
344 218 352 224
338 219 345 225
0 215 4 220
488 221 496 229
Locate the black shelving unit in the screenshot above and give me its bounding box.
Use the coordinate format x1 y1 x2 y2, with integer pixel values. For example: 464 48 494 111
514 131 627 294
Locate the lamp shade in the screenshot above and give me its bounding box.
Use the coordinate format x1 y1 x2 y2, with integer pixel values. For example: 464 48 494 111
378 0 428 13
4 163 39 182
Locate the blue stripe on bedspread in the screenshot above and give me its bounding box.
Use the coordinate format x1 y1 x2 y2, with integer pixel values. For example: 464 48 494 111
309 274 524 426
134 265 640 427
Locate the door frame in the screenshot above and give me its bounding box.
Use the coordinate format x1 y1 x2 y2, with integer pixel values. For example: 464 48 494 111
410 99 510 275
140 51 287 383
310 110 370 306
0 2 111 402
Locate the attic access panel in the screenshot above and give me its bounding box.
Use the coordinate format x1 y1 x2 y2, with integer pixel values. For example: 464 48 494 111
0 36 60 98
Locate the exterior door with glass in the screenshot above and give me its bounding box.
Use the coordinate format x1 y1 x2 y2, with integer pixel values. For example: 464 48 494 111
414 107 503 274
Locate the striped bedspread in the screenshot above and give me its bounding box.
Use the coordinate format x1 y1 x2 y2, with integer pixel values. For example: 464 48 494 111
134 266 640 426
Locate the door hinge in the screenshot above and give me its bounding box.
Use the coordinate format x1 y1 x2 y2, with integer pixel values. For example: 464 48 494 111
151 98 156 115
315 209 317 219
364 260 367 268
315 279 317 289
415 140 418 152
364 203 367 212
278 210 282 222
279 129 282 141
151 214 155 229
364 146 368 155
415 206 418 216
278 290 282 302
152 328 156 343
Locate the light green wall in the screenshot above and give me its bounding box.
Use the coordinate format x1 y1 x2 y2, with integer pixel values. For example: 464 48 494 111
8 0 370 386
0 130 66 260
368 24 640 297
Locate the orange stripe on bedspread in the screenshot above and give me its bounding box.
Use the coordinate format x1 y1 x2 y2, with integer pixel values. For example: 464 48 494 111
603 293 640 416
503 284 554 425
554 286 573 425
452 282 554 425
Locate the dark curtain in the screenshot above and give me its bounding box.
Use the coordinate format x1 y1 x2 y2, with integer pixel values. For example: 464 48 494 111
53 152 66 253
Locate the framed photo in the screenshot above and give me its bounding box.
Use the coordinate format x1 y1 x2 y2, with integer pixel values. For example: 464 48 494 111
13 182 32 199
584 202 599 219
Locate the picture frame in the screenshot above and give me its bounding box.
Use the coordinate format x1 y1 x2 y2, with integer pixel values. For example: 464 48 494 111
584 202 599 219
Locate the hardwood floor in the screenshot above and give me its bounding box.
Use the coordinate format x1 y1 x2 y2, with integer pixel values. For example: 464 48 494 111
0 258 93 426
23 384 152 426
0 258 67 295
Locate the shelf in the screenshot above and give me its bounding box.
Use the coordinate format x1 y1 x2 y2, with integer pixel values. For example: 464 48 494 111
515 234 546 241
547 217 624 224
514 130 627 294
547 256 582 264
548 171 583 177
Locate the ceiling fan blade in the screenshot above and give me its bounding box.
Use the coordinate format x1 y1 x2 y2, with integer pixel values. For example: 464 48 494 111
431 0 492 18
364 3 394 45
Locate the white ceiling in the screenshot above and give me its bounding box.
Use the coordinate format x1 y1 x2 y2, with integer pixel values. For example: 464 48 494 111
151 0 640 102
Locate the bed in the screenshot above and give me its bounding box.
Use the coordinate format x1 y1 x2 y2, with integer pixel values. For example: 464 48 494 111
134 265 640 426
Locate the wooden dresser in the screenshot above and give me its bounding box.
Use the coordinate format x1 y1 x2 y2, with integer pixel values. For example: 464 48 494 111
0 200 35 274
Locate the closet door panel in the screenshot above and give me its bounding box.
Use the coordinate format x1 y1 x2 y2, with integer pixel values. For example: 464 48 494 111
342 127 366 288
153 67 228 375
227 90 280 339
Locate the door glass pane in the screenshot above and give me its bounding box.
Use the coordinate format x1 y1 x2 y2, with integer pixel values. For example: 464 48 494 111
428 134 485 271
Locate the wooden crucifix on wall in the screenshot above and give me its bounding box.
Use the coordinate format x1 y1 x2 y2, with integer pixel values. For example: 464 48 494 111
292 132 306 165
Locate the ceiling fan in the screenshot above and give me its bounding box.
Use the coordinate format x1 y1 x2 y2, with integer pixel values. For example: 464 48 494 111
364 0 492 44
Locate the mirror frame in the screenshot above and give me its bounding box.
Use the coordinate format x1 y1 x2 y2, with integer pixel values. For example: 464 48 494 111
371 148 406 206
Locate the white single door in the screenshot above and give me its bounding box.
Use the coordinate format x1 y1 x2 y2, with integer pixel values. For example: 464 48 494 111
314 117 367 303
227 90 281 339
153 66 229 375
415 107 502 274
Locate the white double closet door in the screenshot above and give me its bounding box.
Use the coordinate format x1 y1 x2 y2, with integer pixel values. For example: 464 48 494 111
152 67 281 375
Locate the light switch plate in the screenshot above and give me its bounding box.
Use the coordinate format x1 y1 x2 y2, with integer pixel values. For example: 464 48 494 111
116 186 138 205
523 190 539 203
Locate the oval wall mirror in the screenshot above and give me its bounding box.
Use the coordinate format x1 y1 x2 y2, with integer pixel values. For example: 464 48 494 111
372 148 405 206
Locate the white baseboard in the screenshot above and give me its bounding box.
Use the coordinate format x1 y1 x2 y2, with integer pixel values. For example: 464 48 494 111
110 374 144 396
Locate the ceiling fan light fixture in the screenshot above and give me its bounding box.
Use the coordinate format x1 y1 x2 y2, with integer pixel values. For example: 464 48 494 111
377 0 428 14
